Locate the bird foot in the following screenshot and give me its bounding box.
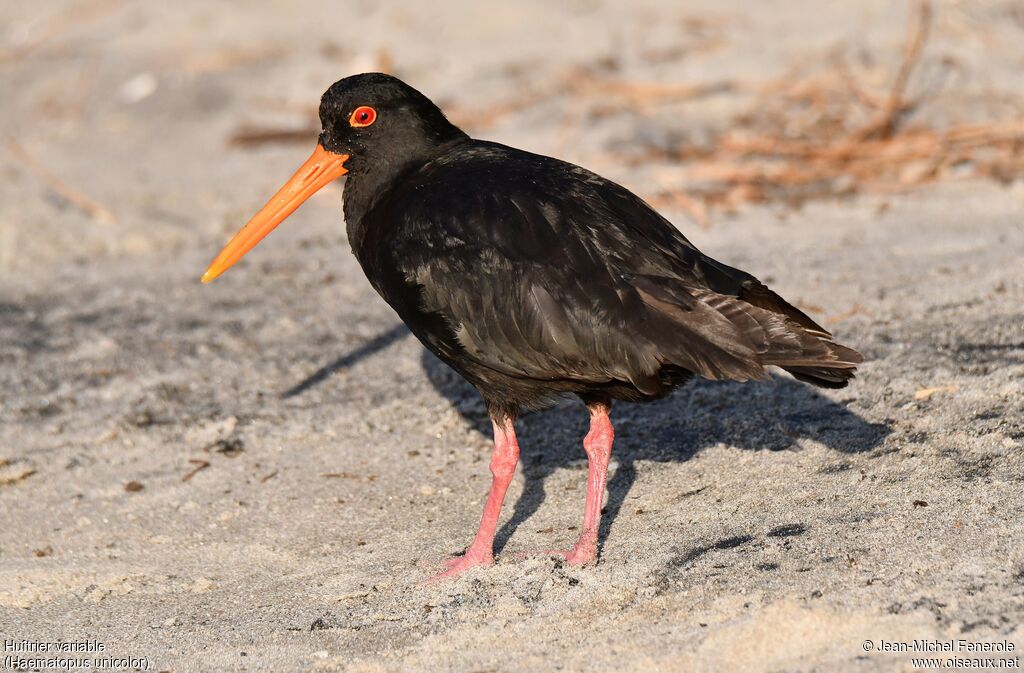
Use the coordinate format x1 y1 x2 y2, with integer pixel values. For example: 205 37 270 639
425 550 494 582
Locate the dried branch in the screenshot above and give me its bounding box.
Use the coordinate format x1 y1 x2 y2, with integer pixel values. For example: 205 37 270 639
8 139 117 225
228 124 319 148
181 459 211 482
850 0 933 141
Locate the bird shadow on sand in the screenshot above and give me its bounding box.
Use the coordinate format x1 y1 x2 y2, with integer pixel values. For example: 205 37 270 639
282 324 890 556
418 350 890 556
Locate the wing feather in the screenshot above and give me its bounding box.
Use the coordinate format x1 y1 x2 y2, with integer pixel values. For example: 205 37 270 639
360 141 861 394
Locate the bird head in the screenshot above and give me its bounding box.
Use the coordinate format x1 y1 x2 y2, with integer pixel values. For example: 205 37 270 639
201 73 463 283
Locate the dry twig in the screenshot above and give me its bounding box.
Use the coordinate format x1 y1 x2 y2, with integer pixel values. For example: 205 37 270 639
181 459 211 482
8 139 117 225
851 0 933 141
228 124 320 148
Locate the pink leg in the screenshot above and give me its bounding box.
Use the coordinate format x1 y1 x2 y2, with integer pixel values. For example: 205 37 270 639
536 401 615 566
429 415 520 581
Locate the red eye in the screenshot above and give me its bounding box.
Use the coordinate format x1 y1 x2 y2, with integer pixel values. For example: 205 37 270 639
349 106 377 128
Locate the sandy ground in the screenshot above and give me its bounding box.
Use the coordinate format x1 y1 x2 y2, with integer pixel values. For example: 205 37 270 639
2 1 1023 671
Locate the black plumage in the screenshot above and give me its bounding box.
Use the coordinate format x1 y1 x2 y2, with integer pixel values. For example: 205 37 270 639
326 75 861 420
205 72 862 577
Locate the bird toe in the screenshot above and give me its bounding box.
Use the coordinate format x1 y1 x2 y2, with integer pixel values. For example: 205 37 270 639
424 551 494 583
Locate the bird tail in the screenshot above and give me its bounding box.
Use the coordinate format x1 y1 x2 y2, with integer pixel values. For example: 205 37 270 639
782 365 857 389
775 347 861 389
633 275 863 389
736 278 862 389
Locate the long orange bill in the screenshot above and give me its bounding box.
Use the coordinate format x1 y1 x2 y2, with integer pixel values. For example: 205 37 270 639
201 144 349 283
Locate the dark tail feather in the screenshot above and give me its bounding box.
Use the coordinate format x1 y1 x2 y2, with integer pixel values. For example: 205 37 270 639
731 282 864 389
772 337 861 388
633 275 864 388
759 328 862 389
783 364 857 389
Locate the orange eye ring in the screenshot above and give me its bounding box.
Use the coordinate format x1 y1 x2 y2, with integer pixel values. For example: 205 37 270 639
349 106 377 128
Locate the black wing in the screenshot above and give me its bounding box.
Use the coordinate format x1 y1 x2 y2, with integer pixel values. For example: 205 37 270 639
357 142 861 394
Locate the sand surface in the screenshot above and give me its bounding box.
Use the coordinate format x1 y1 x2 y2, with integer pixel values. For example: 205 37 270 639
2 1 1023 671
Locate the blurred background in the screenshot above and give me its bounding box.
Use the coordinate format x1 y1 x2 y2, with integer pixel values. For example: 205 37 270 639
2 2 1023 671
2 0 1022 277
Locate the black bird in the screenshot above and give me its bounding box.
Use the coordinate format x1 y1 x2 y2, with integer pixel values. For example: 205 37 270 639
202 73 862 580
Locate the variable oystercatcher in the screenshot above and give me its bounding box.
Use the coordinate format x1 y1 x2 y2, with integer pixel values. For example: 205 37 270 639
203 73 861 579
